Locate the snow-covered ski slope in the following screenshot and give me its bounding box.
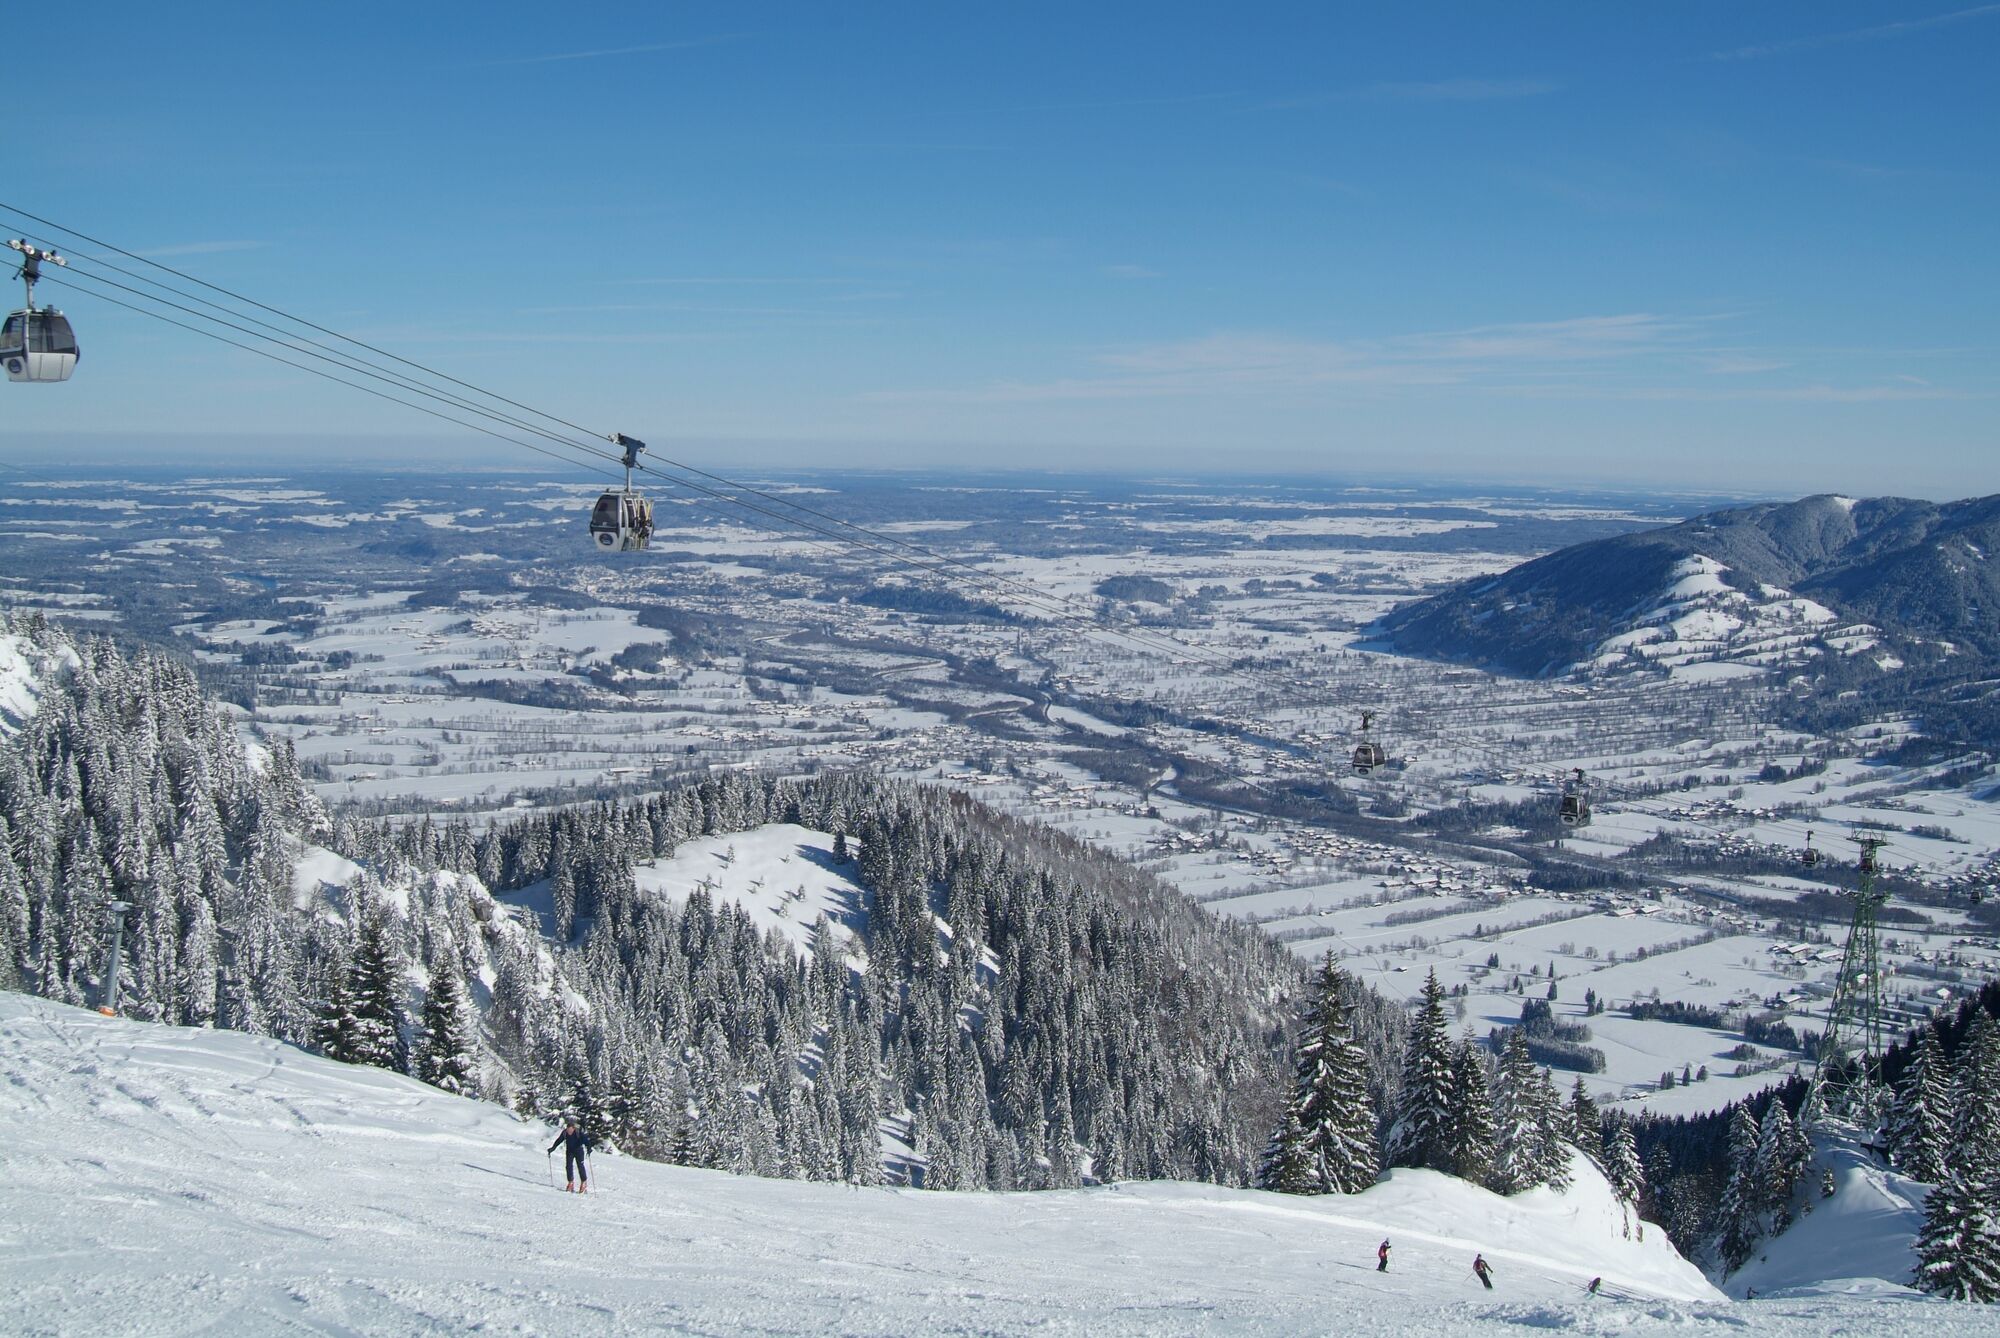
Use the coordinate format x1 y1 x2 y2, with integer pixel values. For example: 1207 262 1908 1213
2 994 1990 1337
1728 1139 1929 1302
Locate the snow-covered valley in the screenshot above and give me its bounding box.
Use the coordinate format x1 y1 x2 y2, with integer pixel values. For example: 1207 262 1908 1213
6 475 2000 1333
8 993 1988 1337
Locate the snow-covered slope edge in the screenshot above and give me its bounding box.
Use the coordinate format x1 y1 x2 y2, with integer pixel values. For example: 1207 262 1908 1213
0 629 77 734
1726 1138 1930 1301
14 994 1990 1337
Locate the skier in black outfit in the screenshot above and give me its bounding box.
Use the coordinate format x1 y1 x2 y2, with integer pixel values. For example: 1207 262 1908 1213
1473 1255 1494 1290
1377 1240 1391 1272
548 1117 594 1192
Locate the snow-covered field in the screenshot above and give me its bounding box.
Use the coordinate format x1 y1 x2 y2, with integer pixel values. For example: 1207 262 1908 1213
10 993 1992 1336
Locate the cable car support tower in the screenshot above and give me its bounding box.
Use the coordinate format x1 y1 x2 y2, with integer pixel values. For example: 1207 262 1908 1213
1802 834 1891 1128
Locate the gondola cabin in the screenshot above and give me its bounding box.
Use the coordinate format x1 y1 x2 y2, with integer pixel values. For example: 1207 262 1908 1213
0 307 78 383
1559 770 1591 827
590 491 652 551
1351 710 1387 775
4 241 77 383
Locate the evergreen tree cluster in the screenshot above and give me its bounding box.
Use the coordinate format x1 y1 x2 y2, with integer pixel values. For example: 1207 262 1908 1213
0 616 322 1034
1258 957 1379 1195
417 771 1302 1188
2 618 1302 1190
1256 968 1578 1201
1399 971 1578 1194
1709 1096 1812 1273
1906 1013 2000 1300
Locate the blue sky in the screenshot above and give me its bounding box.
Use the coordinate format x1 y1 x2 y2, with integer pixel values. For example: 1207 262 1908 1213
4 2 1996 497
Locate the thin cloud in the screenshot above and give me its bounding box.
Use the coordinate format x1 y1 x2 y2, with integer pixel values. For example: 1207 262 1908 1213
1696 354 1792 376
993 90 1246 115
1501 166 1666 214
1708 4 2000 60
137 240 268 258
1291 174 1376 200
1797 156 1968 184
603 277 879 287
865 314 1700 404
1510 383 1975 403
472 35 744 68
1265 79 1556 110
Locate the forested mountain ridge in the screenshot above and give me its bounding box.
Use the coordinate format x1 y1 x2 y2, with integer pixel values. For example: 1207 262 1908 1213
0 612 1307 1190
1377 493 2000 678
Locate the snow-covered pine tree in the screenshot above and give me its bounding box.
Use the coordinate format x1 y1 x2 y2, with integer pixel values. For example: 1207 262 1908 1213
1887 1027 1951 1185
414 956 481 1096
313 961 359 1063
1715 1104 1763 1272
1752 1099 1812 1232
1385 969 1455 1173
0 814 27 990
1447 1037 1496 1185
550 858 578 943
1045 1091 1085 1190
344 911 406 1072
1258 1107 1317 1195
1531 1066 1573 1192
1955 1013 2000 1196
1918 1013 2000 1302
1487 1029 1543 1195
1258 956 1379 1195
1916 1170 2000 1302
1603 1119 1646 1205
1569 1077 1603 1164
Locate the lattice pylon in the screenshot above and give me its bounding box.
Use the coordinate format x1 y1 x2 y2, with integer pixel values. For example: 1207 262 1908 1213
1803 835 1890 1127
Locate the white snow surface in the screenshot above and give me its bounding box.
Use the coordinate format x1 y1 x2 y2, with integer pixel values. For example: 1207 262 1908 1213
289 840 365 913
0 632 78 734
1579 553 1873 678
1727 1139 1929 1301
631 824 865 960
7 996 1994 1335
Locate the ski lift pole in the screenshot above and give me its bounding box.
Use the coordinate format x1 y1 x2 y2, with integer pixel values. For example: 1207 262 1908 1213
7 239 65 311
98 900 133 1017
609 432 645 497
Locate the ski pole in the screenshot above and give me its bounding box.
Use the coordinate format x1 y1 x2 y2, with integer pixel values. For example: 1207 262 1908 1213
546 1150 554 1190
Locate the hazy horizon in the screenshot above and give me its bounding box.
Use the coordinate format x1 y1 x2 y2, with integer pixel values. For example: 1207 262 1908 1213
0 429 1981 505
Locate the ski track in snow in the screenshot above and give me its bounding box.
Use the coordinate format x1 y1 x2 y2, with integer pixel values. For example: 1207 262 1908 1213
5 995 1998 1336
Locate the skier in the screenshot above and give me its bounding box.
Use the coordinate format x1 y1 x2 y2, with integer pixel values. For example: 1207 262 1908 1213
548 1116 594 1193
1586 1276 1602 1297
1473 1254 1494 1290
1377 1240 1391 1273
